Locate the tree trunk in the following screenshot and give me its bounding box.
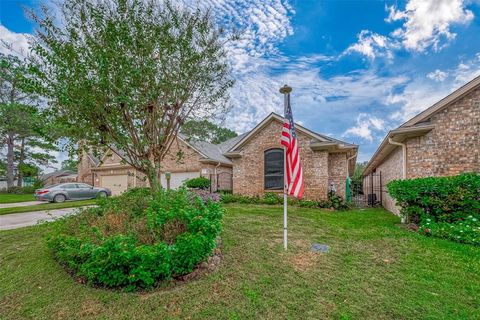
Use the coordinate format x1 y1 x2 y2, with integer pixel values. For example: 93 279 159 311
146 168 161 193
6 134 15 189
17 137 25 187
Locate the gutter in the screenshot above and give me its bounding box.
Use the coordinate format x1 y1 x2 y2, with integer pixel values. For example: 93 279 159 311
388 138 406 179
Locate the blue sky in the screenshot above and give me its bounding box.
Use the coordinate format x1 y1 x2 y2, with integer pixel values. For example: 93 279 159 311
2 0 480 166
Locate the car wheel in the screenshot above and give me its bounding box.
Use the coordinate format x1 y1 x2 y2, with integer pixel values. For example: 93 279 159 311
97 191 108 198
53 194 66 203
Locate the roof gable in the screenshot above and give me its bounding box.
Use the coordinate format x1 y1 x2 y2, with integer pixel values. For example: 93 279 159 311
402 75 480 127
227 112 354 153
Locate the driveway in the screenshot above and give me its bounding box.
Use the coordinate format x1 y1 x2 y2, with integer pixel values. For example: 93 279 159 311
0 207 82 230
0 201 45 209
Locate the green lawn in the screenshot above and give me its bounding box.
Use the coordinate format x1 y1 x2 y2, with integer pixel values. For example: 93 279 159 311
0 193 35 204
0 199 97 215
0 205 478 319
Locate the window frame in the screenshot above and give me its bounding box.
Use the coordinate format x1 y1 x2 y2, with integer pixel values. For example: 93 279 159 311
264 148 284 191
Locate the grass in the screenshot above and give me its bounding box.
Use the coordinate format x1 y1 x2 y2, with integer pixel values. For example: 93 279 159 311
0 193 35 204
0 199 97 215
0 204 479 319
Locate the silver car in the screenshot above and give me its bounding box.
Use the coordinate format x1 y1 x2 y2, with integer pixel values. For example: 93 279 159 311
35 183 112 203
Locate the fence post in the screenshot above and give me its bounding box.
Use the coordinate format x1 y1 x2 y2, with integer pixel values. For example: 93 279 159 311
370 172 374 206
379 171 383 206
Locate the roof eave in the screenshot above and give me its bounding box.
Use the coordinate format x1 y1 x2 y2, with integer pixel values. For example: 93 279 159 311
198 158 233 166
363 124 435 176
223 152 242 158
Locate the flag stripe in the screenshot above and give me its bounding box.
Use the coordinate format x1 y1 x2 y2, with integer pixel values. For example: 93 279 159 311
280 95 304 199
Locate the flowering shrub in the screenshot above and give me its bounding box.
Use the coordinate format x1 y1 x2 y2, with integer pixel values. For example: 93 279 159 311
388 173 480 245
189 189 220 203
48 188 224 290
420 216 480 246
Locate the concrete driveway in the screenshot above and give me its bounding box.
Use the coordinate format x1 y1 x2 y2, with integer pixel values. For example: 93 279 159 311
0 207 82 230
0 201 45 209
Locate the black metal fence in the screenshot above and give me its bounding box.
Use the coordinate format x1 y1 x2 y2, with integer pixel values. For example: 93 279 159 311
352 172 383 207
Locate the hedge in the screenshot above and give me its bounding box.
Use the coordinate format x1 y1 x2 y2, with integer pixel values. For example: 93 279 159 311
184 176 211 189
387 173 480 245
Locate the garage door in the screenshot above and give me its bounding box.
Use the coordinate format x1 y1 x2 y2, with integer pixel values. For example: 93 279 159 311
161 172 200 189
101 175 128 196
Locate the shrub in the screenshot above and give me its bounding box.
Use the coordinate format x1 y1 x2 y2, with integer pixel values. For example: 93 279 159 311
328 191 350 211
189 189 220 203
0 185 37 194
387 173 480 224
263 192 282 205
184 177 211 189
420 216 479 246
298 200 318 208
220 192 350 211
388 173 480 245
48 188 224 290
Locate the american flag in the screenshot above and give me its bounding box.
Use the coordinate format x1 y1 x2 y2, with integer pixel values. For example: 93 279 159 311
280 94 304 198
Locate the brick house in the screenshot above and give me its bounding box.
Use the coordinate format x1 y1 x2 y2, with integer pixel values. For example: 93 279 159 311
363 76 480 214
78 113 358 199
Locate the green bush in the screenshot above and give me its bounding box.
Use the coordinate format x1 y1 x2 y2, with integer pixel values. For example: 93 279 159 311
263 192 282 205
387 173 480 245
420 216 479 246
1 185 37 194
48 188 224 290
387 173 480 224
184 177 211 189
220 192 349 211
328 191 351 211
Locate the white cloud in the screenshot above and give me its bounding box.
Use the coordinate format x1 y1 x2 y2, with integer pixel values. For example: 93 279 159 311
0 25 31 57
387 52 480 122
427 69 448 82
386 0 474 52
344 30 396 59
343 113 386 141
346 0 475 59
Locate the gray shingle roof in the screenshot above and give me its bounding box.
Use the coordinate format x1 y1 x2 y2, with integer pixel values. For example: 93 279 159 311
41 170 77 181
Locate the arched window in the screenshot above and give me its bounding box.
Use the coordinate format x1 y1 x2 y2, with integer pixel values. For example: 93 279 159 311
264 149 284 190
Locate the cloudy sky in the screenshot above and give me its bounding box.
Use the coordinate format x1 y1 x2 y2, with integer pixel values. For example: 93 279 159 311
2 0 480 167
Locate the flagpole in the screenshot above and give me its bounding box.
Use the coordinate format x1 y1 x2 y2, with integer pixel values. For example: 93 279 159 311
280 84 292 250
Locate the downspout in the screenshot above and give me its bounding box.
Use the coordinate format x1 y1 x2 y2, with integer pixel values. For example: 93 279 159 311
346 152 357 177
388 138 406 179
345 152 357 203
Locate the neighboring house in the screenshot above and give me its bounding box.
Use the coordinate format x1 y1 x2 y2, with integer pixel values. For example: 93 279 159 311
41 170 78 186
78 113 358 198
0 178 18 189
363 76 480 214
77 152 100 185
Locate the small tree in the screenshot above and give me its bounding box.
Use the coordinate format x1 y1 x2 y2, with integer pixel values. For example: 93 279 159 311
28 0 234 191
181 119 237 144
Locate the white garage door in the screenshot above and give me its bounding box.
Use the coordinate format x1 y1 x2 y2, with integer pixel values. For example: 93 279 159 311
161 172 200 189
101 175 128 196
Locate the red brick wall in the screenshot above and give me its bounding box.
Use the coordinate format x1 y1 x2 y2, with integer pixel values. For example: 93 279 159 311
232 119 349 200
406 88 480 177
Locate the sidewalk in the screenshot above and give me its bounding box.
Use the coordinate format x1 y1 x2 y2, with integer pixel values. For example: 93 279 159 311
0 207 83 230
0 201 45 209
